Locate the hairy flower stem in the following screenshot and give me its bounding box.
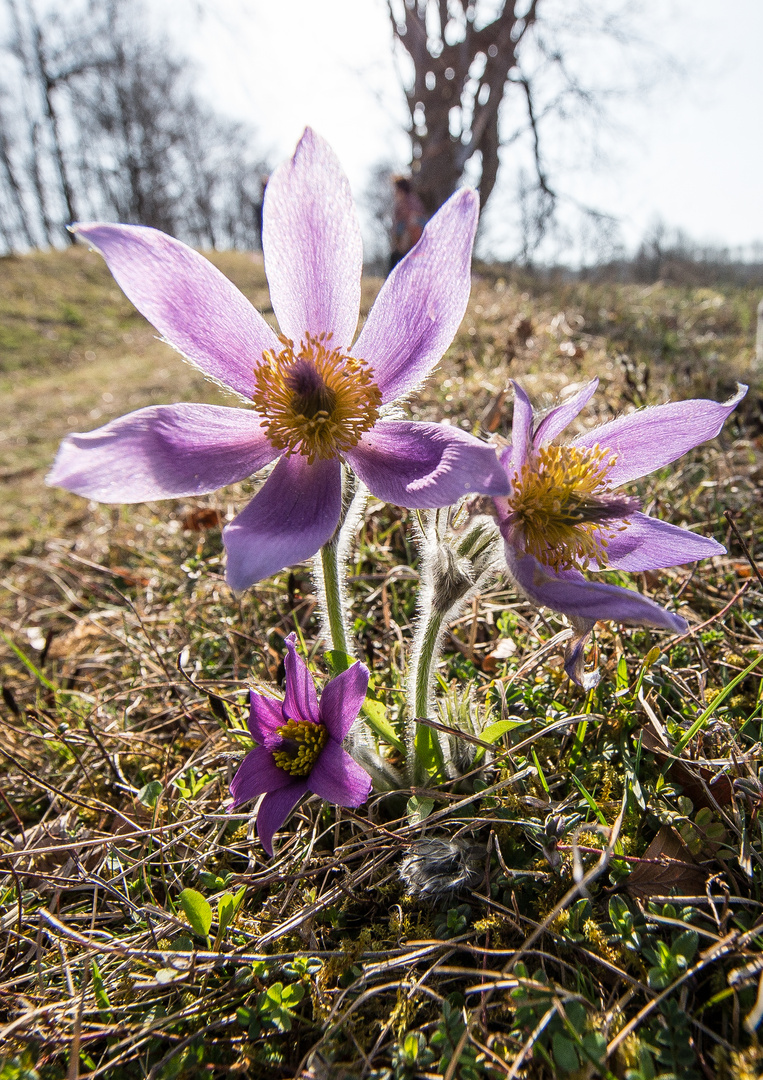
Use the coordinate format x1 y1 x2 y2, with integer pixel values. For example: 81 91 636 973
407 512 502 785
319 539 351 658
410 603 447 784
314 467 366 665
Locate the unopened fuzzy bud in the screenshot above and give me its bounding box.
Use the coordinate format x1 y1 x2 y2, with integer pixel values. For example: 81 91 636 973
430 516 502 614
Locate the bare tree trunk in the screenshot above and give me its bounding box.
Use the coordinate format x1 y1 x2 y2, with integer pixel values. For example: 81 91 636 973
0 107 36 246
29 12 78 235
388 0 539 215
5 0 55 243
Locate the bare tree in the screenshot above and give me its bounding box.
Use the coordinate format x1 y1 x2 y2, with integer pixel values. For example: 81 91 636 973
388 0 540 215
0 0 269 252
387 0 661 254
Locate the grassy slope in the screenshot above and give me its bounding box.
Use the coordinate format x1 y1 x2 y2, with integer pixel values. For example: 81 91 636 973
1 247 763 1078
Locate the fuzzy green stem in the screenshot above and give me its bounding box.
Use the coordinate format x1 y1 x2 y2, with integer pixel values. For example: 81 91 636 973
319 539 351 659
410 604 446 783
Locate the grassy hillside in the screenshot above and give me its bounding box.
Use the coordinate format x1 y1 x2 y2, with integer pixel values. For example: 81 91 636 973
1 245 762 1078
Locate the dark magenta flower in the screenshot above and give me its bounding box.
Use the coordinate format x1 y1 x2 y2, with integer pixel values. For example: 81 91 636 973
47 128 509 589
230 633 372 856
494 379 746 687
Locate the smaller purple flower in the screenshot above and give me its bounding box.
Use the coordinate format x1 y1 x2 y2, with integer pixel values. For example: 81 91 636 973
230 633 372 856
494 379 747 687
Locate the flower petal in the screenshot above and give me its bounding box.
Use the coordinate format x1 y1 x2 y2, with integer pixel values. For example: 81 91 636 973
318 660 370 742
262 128 362 349
346 421 509 508
248 691 286 746
257 783 308 856
351 188 479 404
533 379 599 447
73 223 279 399
229 747 293 806
47 404 278 502
506 547 687 633
283 632 319 725
508 382 534 476
564 616 601 690
309 740 372 807
573 384 747 486
223 454 342 590
602 513 725 572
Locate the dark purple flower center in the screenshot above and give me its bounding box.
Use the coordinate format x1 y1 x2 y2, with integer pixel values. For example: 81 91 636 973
284 358 337 419
251 332 382 464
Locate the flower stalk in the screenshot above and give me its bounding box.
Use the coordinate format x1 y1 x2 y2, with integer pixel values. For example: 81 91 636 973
319 538 350 659
407 511 502 785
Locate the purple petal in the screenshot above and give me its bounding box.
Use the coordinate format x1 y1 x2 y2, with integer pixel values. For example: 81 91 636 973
506 547 688 633
283 632 319 725
73 223 279 399
309 740 372 807
248 691 286 746
602 513 725 572
47 404 278 502
533 379 599 447
229 747 293 806
257 783 308 857
350 189 479 404
262 128 362 350
223 454 342 590
573 384 747 486
318 660 370 742
507 382 534 476
564 616 601 690
346 420 509 508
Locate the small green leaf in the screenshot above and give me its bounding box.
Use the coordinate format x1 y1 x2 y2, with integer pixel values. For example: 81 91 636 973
479 718 527 744
137 780 163 808
325 649 351 675
361 694 405 753
179 888 212 938
616 653 629 691
406 795 434 824
531 747 550 794
281 983 305 1007
552 1032 580 1072
217 892 235 935
564 1000 587 1033
155 967 184 984
672 929 699 966
91 959 113 1022
581 1031 606 1064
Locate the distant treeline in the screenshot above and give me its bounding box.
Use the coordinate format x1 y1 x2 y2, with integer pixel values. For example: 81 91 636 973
0 0 269 255
474 224 763 288
582 224 763 287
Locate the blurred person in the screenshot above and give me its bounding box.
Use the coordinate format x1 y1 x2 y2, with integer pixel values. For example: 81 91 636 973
389 176 427 274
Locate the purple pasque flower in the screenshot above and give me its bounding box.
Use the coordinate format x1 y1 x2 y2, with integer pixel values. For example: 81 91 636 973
47 128 509 590
230 633 372 856
494 379 746 688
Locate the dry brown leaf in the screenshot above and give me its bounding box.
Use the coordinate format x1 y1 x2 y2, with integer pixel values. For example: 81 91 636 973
181 507 222 531
625 825 708 899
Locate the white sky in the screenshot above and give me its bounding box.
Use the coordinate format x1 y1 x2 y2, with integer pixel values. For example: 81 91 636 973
169 0 763 262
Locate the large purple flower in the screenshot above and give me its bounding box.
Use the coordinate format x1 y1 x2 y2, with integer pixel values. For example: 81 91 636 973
230 633 372 856
494 379 746 687
47 128 509 589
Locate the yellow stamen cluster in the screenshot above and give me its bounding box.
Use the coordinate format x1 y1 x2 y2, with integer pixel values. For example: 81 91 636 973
272 719 328 777
252 332 382 464
509 443 627 572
